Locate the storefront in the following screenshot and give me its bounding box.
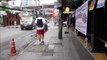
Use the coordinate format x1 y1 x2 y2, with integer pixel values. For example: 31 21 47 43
3 11 21 27
71 0 107 54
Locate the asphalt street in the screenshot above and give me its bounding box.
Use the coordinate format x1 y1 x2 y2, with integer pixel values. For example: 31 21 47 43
0 21 55 60
0 27 36 60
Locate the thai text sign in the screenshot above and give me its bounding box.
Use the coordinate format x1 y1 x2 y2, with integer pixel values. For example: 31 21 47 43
75 1 88 35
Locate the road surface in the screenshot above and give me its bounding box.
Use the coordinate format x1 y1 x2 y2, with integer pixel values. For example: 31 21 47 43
0 27 36 60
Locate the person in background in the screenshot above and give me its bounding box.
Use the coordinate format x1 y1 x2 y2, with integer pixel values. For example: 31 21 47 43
35 14 46 45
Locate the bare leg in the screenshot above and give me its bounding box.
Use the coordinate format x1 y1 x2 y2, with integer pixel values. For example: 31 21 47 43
41 34 44 41
37 34 41 41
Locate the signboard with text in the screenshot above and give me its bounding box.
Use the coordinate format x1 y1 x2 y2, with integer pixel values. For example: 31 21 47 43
75 1 88 35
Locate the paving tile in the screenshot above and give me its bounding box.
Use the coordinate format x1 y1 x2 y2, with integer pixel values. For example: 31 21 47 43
53 53 63 57
16 52 42 60
42 52 53 56
52 53 64 60
48 44 54 50
54 45 63 53
24 45 47 53
54 43 62 45
43 46 54 56
44 49 54 53
64 57 75 60
40 56 53 60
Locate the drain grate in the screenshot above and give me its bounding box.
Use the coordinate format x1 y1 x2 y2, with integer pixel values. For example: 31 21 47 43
42 52 53 56
42 49 53 56
44 49 53 53
54 43 62 45
24 45 47 52
42 45 54 56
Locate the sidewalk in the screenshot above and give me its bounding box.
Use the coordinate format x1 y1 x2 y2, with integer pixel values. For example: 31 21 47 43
0 25 20 29
10 26 80 60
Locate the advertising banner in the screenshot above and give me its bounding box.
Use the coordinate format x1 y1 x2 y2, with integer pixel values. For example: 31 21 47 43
75 1 88 35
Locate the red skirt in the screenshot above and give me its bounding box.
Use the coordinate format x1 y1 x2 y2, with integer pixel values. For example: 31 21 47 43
36 29 44 35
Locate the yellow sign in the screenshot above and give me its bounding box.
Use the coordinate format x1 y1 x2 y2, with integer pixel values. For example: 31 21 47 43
63 7 71 14
89 0 96 11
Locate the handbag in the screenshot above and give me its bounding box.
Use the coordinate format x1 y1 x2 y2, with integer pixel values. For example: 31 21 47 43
44 24 48 32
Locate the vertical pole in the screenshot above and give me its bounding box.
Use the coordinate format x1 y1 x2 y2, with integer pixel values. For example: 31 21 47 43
58 13 63 39
91 10 95 51
58 0 63 39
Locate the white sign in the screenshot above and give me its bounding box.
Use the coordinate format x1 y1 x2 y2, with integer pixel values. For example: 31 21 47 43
8 0 21 8
22 0 37 7
0 11 7 15
0 2 2 6
75 1 88 35
97 0 106 8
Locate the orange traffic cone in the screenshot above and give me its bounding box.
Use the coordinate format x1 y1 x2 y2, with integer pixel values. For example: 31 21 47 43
10 38 16 56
